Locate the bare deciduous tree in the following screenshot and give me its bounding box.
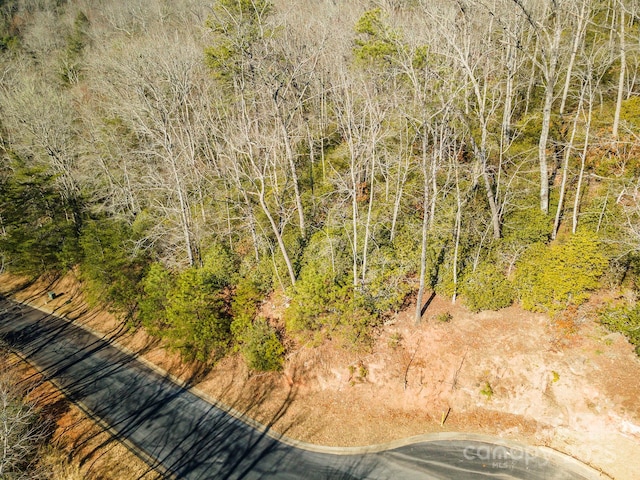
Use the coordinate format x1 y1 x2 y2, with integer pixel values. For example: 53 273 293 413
0 354 52 480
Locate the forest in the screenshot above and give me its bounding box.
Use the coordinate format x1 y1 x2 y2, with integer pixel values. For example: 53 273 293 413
0 0 639 369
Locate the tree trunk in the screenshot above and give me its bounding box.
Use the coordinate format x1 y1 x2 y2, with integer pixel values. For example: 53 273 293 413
361 158 375 285
559 0 589 117
451 170 462 305
538 20 562 214
390 142 409 242
170 159 195 266
482 164 501 240
351 164 359 288
415 130 431 324
276 109 306 238
572 95 593 235
258 187 297 286
613 4 626 140
553 88 584 239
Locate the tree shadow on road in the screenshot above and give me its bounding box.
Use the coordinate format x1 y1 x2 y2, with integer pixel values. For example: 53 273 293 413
0 297 371 479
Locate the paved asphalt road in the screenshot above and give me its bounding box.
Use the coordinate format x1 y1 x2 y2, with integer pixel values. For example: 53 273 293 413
0 295 603 479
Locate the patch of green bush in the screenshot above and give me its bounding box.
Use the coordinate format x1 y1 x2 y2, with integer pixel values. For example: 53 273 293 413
285 266 341 332
461 262 514 312
364 246 413 314
284 229 350 332
284 265 377 349
620 96 640 129
229 276 285 371
434 263 457 299
238 253 274 295
599 302 640 356
79 218 146 317
434 312 452 323
201 242 237 288
515 231 608 314
0 164 82 275
239 318 285 371
480 381 494 399
137 262 173 335
333 291 378 350
164 267 231 363
502 207 552 246
230 277 262 341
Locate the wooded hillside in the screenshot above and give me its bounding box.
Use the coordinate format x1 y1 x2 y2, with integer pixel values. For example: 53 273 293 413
1 0 639 367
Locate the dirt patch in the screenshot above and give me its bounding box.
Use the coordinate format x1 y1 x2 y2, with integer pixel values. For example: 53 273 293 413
2 271 639 479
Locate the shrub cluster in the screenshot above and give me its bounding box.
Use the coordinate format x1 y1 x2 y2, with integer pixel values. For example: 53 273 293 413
231 278 284 371
515 232 608 314
599 302 640 356
461 262 514 312
239 318 285 372
137 244 236 363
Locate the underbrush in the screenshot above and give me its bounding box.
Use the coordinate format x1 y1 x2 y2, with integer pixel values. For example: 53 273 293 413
599 300 640 356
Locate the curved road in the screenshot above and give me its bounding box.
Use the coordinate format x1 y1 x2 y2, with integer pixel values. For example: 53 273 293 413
0 296 603 479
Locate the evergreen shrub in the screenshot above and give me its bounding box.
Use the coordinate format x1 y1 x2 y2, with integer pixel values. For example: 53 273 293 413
599 302 640 356
515 231 608 314
461 262 514 312
240 318 284 371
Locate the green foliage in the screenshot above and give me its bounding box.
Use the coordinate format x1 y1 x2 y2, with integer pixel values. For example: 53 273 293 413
239 318 284 371
59 11 90 85
364 245 413 313
285 266 337 332
433 240 464 299
599 301 640 356
66 11 89 57
502 207 552 246
230 277 263 341
229 276 284 371
354 8 400 66
509 111 560 155
164 267 231 363
435 264 457 299
515 232 608 314
138 257 238 362
620 96 640 129
204 0 273 83
388 331 403 349
137 263 173 335
0 1 20 52
0 33 18 51
461 262 514 312
412 45 430 70
284 229 351 332
235 251 274 297
201 242 237 288
334 291 378 350
480 381 493 399
285 263 377 349
573 189 627 245
2 0 638 375
0 163 81 275
79 218 145 316
434 312 452 323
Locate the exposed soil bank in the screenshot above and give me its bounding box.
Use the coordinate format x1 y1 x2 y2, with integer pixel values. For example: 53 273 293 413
2 272 638 479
